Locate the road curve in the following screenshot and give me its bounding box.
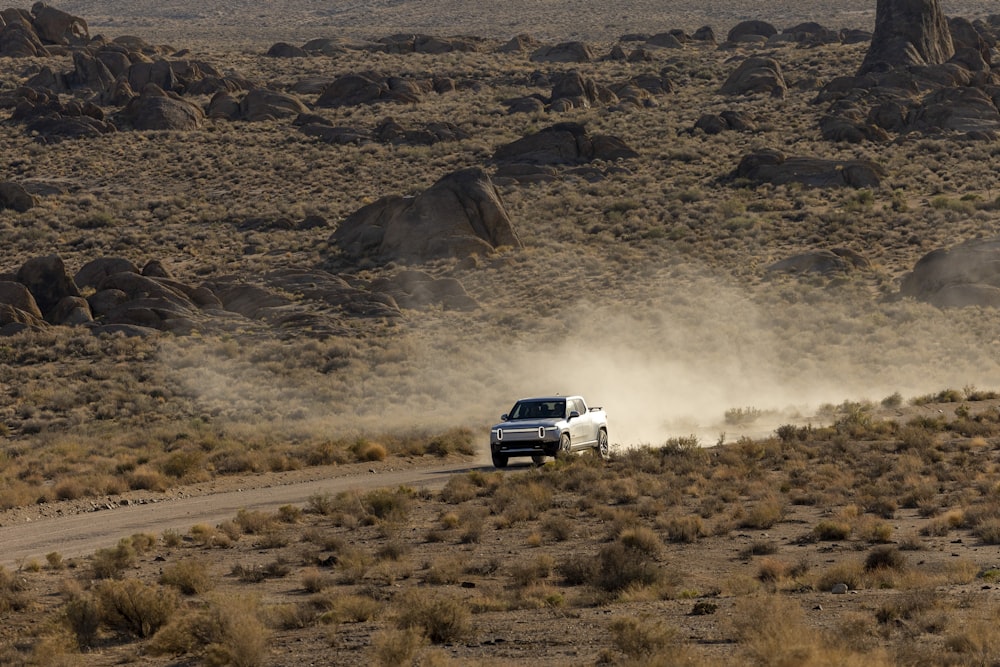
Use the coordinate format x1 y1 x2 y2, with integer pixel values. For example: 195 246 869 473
0 460 509 568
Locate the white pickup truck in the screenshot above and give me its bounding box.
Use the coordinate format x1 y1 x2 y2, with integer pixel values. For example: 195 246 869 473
489 395 609 468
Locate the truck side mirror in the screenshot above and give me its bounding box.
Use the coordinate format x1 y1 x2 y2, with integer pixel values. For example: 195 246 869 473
569 410 580 419
501 414 508 421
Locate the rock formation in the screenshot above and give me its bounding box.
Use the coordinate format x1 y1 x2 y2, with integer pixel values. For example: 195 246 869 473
331 168 521 263
859 0 954 74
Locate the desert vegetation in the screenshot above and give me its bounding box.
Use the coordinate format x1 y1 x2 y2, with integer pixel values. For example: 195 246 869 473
4 402 1000 665
3 0 1000 664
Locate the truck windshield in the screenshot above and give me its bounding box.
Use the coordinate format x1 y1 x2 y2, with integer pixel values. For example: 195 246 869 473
510 400 566 420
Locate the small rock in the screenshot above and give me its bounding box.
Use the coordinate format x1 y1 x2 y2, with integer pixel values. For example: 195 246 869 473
831 583 849 594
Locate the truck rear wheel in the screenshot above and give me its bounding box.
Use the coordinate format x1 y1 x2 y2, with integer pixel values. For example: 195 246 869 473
492 452 509 468
596 429 610 461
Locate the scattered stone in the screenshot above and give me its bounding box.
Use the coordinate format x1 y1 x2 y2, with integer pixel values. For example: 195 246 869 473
831 583 849 594
734 149 884 188
530 41 595 63
720 56 787 97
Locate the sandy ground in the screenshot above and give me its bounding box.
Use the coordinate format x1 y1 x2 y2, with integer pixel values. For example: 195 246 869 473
51 1 999 46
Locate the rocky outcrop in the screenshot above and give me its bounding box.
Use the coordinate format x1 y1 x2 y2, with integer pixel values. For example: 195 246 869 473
377 33 480 54
115 84 203 131
720 57 786 98
530 41 595 63
331 167 521 264
493 122 639 166
734 149 884 188
314 73 427 107
0 181 39 212
899 237 1000 308
727 20 777 44
370 270 478 311
859 0 954 74
767 249 872 275
693 110 756 135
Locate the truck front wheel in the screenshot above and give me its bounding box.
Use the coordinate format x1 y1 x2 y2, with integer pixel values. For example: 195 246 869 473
492 452 509 468
556 433 572 460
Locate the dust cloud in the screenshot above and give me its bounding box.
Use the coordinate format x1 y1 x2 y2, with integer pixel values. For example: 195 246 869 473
167 271 1000 452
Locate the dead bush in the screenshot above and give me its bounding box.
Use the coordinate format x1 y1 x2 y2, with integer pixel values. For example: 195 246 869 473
96 578 177 638
394 589 472 644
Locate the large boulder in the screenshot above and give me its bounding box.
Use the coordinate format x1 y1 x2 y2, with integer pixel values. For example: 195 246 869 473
859 0 954 75
900 237 1000 307
239 88 310 121
727 20 778 43
115 84 203 131
0 281 43 318
720 57 786 98
530 41 595 63
315 73 424 107
0 21 45 56
370 270 478 311
331 167 521 263
30 2 88 45
15 254 81 319
734 149 885 188
493 122 639 165
0 181 39 212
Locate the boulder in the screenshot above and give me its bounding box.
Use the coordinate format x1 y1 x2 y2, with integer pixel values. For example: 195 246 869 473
859 0 954 75
315 73 422 107
49 296 93 325
900 237 1000 307
30 2 87 45
909 86 1000 135
734 149 885 188
0 303 46 330
0 20 45 57
115 84 203 131
692 26 716 42
720 56 786 97
0 281 43 318
239 88 310 121
727 20 777 43
645 33 683 49
498 34 540 53
767 249 872 275
0 181 39 211
73 257 139 289
331 167 521 264
370 270 478 311
267 42 309 57
693 110 756 134
493 122 639 165
15 254 81 318
127 60 179 93
530 41 595 63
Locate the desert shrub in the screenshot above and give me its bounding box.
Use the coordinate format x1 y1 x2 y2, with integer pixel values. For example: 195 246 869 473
161 449 206 478
815 560 865 592
234 509 275 535
376 540 410 561
508 554 554 588
394 589 472 644
63 590 101 648
739 495 785 529
618 526 663 558
439 475 478 504
541 514 574 541
552 554 594 586
276 504 302 523
856 517 894 544
423 557 463 585
490 478 553 523
350 438 387 462
127 466 169 491
757 558 790 583
150 594 270 667
610 615 683 661
96 578 177 638
363 487 413 522
301 568 335 594
594 541 662 593
0 566 29 613
739 540 778 559
369 627 427 667
46 552 65 570
865 545 906 572
91 539 137 579
267 602 317 630
662 514 705 543
422 427 476 457
974 518 1000 545
731 595 817 664
812 520 852 541
159 558 214 595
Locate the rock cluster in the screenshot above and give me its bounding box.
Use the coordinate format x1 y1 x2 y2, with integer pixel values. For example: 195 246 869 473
0 254 481 337
900 237 1000 308
733 149 885 189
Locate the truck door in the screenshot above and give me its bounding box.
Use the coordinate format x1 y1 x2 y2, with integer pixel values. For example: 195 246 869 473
568 398 593 446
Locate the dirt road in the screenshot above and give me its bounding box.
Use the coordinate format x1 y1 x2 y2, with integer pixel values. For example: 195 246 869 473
0 458 512 568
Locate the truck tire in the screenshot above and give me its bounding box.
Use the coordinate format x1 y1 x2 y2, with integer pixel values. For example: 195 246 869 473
596 429 610 461
531 455 546 466
492 452 509 468
556 433 572 460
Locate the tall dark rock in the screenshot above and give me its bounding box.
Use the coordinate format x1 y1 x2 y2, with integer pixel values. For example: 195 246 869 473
859 0 954 74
